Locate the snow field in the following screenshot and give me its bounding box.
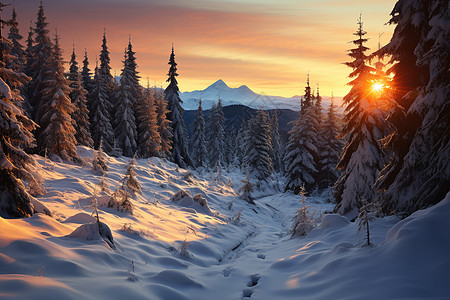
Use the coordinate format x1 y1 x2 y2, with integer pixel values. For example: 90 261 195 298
0 147 449 299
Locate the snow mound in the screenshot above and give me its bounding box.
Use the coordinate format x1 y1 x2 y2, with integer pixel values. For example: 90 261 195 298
63 212 97 224
67 222 116 249
170 190 213 215
319 213 350 229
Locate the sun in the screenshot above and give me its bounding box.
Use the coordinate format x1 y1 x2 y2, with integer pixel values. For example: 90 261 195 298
372 82 384 92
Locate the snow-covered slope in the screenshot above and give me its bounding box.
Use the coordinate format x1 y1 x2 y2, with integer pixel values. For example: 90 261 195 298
0 147 448 299
180 79 342 111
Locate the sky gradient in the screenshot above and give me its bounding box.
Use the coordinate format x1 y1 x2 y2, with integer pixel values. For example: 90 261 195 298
11 0 395 97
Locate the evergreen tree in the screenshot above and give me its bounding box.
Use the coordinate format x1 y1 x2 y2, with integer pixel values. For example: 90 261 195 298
284 77 319 193
318 98 342 189
376 0 450 215
37 34 79 161
68 47 93 147
98 31 116 95
164 45 191 168
6 8 26 72
239 173 255 204
122 154 142 195
271 109 283 173
208 99 225 168
0 37 37 217
334 16 390 216
291 185 316 237
81 49 94 95
224 126 237 168
190 99 207 168
27 1 53 121
137 86 161 158
244 109 273 181
92 139 108 175
155 88 172 159
113 49 138 157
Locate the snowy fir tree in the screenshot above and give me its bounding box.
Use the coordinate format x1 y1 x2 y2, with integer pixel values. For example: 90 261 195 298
23 23 34 92
98 31 116 97
36 34 79 161
68 46 93 147
224 126 237 168
318 97 342 189
284 77 319 193
207 99 226 168
155 88 172 159
271 109 283 173
164 45 191 168
90 60 115 154
137 86 161 158
0 46 38 217
92 139 108 175
190 99 207 168
81 49 95 97
113 49 138 157
357 198 377 247
375 0 450 216
291 185 316 237
334 16 390 216
26 1 53 121
6 8 26 72
122 154 142 195
244 109 273 181
239 173 255 205
124 39 143 127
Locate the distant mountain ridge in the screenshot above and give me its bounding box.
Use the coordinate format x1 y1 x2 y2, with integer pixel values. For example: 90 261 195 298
180 79 342 112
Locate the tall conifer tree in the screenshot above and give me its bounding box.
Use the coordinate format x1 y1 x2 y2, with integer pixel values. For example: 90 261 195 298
191 99 207 168
137 86 161 158
164 45 191 168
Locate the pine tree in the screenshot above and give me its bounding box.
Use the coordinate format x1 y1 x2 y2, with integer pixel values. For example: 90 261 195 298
68 47 93 147
155 88 172 159
99 31 116 95
334 16 390 216
164 46 191 168
239 173 255 204
0 34 37 217
190 99 207 168
208 99 226 168
244 109 273 181
37 34 79 161
291 185 316 237
284 77 319 193
137 86 161 158
6 8 26 72
113 49 138 157
122 154 142 195
271 109 283 173
81 49 94 95
27 1 53 121
92 139 108 175
90 61 115 154
318 98 342 189
376 0 450 215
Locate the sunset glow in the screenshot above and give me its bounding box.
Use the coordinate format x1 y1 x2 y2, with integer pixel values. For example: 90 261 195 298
13 0 395 97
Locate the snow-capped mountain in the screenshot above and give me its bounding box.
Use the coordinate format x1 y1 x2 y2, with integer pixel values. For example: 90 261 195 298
180 79 342 111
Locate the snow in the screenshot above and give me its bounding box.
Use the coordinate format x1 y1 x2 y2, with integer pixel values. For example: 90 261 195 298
0 147 449 299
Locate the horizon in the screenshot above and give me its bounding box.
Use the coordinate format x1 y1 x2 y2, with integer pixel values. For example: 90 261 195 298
13 0 394 97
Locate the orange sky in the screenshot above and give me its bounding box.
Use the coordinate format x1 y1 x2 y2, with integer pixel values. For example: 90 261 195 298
12 0 395 97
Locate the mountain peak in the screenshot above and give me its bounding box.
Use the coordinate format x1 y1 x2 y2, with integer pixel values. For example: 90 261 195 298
208 79 229 89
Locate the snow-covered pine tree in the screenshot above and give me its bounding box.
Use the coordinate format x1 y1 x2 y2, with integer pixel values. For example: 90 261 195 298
271 109 283 173
318 97 342 189
90 60 115 154
236 120 249 168
208 99 226 168
164 46 191 168
284 77 319 193
137 86 161 158
291 184 316 237
239 173 255 204
26 2 53 122
155 88 172 159
122 154 142 195
357 198 377 247
0 40 37 217
37 34 79 161
92 139 108 175
68 47 93 147
334 16 390 217
98 31 116 97
6 8 26 72
190 99 207 168
376 0 450 216
224 126 237 168
81 49 94 97
113 49 138 157
244 109 273 181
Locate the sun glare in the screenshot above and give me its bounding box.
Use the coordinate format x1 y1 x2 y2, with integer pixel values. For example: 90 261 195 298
372 82 384 92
